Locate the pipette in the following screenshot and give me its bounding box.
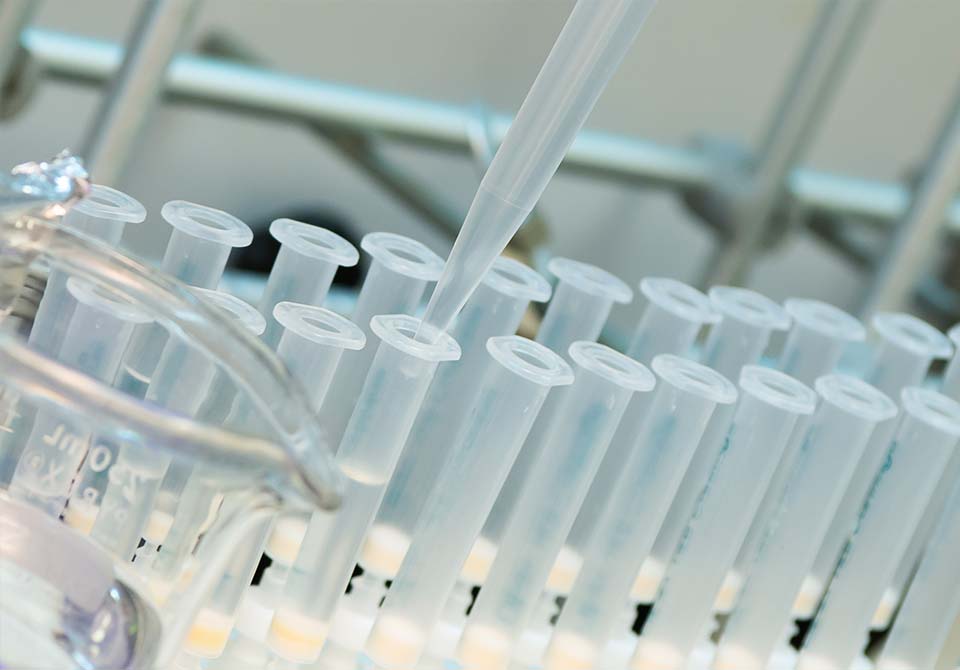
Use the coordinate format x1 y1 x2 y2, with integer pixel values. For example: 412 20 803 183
420 0 660 337
943 323 960 398
778 298 865 385
797 389 960 670
634 287 789 604
364 336 573 669
631 367 816 670
118 201 253 394
29 184 146 357
560 279 717 592
317 233 445 449
713 376 896 670
543 355 736 670
364 257 551 580
797 311 953 618
268 315 460 663
626 278 719 365
876 474 960 670
7 277 150 515
457 342 655 670
256 219 359 349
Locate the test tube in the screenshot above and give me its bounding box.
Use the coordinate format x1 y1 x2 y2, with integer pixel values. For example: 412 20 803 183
778 299 865 385
364 336 573 669
713 376 897 670
457 342 656 670
559 280 717 592
317 233 445 449
631 366 816 670
29 184 146 357
267 315 460 663
363 257 551 579
259 303 365 567
797 312 954 617
943 323 960 399
702 286 792 381
117 201 253 394
257 219 359 349
7 278 150 515
535 257 633 355
877 475 960 670
626 278 719 365
543 355 737 670
797 388 960 670
86 290 264 560
866 312 953 399
634 288 791 604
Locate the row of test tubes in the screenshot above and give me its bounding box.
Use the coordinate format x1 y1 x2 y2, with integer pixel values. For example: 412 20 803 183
6 182 960 670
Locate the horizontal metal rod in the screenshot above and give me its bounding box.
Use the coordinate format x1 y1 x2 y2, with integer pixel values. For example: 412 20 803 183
21 28 960 236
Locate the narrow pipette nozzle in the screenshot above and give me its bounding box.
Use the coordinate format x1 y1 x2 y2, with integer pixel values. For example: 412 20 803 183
420 0 661 337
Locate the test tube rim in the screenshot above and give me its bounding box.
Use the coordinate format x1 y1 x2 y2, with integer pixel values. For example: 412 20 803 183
871 312 953 359
815 374 898 423
784 298 866 342
269 218 359 267
949 323 960 348
481 256 552 303
273 301 365 351
370 314 461 362
901 387 960 437
739 365 817 415
65 276 153 324
161 200 253 248
487 335 575 387
709 286 791 331
71 184 146 224
547 257 633 304
194 288 267 336
640 277 719 325
569 340 655 392
361 232 445 282
652 353 738 405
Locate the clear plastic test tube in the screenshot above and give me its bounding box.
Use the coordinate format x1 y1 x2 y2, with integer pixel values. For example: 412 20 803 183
268 315 460 663
631 367 816 670
364 336 573 669
29 184 146 357
943 323 960 399
257 219 359 349
535 257 633 355
543 356 737 670
558 280 718 592
457 342 655 670
702 286 791 380
797 388 960 670
713 375 896 670
778 299 865 385
260 303 365 567
877 475 960 670
317 233 445 449
8 278 150 515
627 278 719 365
363 257 551 579
866 312 953 399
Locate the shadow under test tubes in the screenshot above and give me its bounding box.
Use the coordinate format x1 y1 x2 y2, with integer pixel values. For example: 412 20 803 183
714 376 896 670
364 257 551 582
364 336 573 669
268 315 460 664
458 342 655 670
797 389 960 670
256 219 358 350
544 355 736 670
631 367 816 670
634 287 790 604
317 233 445 450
